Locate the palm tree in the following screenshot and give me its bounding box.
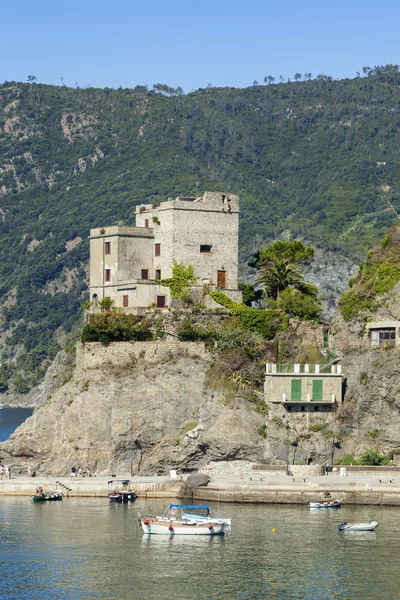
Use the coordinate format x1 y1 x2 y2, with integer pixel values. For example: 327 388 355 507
257 258 306 300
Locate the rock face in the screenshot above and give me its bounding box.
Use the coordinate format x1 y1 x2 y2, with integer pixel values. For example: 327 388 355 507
0 344 265 476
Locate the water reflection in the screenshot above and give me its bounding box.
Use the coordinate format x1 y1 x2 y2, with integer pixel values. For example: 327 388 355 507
0 498 399 599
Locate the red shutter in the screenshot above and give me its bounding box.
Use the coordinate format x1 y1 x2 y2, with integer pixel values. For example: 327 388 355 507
123 295 128 307
155 243 161 257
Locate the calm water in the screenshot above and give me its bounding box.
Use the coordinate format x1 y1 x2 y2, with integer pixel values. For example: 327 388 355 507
0 408 33 442
0 498 399 599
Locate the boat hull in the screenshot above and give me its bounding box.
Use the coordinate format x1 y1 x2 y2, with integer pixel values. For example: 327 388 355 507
32 493 63 502
139 518 226 535
339 521 378 531
309 499 342 508
109 492 137 503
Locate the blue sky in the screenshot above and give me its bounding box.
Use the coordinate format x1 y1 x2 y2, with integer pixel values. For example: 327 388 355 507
2 0 400 91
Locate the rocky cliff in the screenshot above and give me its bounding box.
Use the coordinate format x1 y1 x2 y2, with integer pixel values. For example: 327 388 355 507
0 342 267 476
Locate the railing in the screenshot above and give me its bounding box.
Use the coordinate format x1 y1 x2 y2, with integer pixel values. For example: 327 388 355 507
282 393 335 403
266 363 342 375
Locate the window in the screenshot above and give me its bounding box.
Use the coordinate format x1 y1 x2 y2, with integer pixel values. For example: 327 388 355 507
217 270 226 288
141 269 149 280
371 328 396 345
105 269 111 282
155 243 161 257
145 219 149 228
105 241 111 255
155 269 161 281
123 295 129 308
157 295 166 308
200 245 212 253
92 294 98 309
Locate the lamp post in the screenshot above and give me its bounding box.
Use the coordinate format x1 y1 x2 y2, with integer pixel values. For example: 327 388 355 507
282 415 290 476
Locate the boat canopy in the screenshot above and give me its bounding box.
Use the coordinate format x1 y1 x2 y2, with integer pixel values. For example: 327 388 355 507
108 480 130 485
169 504 211 510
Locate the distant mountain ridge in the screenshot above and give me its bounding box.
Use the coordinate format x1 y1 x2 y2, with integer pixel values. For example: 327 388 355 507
1 73 400 391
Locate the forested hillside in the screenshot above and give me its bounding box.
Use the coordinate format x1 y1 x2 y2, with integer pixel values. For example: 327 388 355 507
1 71 400 391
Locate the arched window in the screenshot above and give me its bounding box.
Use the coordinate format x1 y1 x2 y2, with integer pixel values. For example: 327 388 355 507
92 294 98 309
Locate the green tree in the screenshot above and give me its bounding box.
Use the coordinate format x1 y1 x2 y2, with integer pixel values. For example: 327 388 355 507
257 258 305 300
160 261 197 299
277 288 321 320
238 282 263 306
99 297 115 312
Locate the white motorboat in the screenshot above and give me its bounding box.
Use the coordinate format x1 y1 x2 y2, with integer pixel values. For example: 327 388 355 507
309 498 343 509
138 504 230 536
338 521 378 532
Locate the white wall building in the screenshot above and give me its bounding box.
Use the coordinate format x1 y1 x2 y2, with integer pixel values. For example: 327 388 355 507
89 191 242 313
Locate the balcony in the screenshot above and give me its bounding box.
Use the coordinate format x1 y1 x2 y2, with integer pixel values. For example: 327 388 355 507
282 392 336 404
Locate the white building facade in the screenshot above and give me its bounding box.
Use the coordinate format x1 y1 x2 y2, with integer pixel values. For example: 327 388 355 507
89 191 242 313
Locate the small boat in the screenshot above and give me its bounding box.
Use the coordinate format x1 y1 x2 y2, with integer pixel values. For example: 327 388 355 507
138 504 230 536
309 498 343 508
338 521 378 532
32 489 63 502
108 479 137 503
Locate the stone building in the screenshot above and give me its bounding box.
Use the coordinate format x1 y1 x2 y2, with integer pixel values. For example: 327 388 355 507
264 363 343 414
89 191 242 313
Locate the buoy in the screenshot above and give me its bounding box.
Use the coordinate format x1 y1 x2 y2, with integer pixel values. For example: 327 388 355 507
272 528 276 532
208 524 213 530
168 525 174 532
144 519 150 525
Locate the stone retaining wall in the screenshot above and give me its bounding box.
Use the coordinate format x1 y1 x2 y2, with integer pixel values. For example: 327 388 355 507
76 341 207 373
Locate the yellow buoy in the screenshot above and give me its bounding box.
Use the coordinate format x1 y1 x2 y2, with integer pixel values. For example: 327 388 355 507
272 528 276 532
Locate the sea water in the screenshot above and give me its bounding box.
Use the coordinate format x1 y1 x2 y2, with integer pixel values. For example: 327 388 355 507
0 497 399 599
0 408 33 442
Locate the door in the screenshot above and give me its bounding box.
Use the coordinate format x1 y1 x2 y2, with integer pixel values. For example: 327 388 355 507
217 270 226 288
157 296 166 308
291 380 302 401
312 380 323 401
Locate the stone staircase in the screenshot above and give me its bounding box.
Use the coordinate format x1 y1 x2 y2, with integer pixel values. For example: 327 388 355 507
55 480 73 493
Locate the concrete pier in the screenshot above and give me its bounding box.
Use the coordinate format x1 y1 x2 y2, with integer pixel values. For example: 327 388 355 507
2 472 400 506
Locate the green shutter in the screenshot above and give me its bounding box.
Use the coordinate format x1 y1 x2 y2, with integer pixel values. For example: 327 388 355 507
291 380 302 401
312 380 323 401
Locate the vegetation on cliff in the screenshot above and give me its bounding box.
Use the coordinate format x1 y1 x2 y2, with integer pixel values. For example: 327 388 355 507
339 226 400 321
2 69 400 389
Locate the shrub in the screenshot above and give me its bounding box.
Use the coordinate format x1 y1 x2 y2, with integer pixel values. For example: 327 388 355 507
308 422 327 433
368 429 380 439
81 310 154 344
209 291 246 311
257 424 268 438
277 288 321 321
358 448 390 466
177 318 215 343
360 372 368 385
